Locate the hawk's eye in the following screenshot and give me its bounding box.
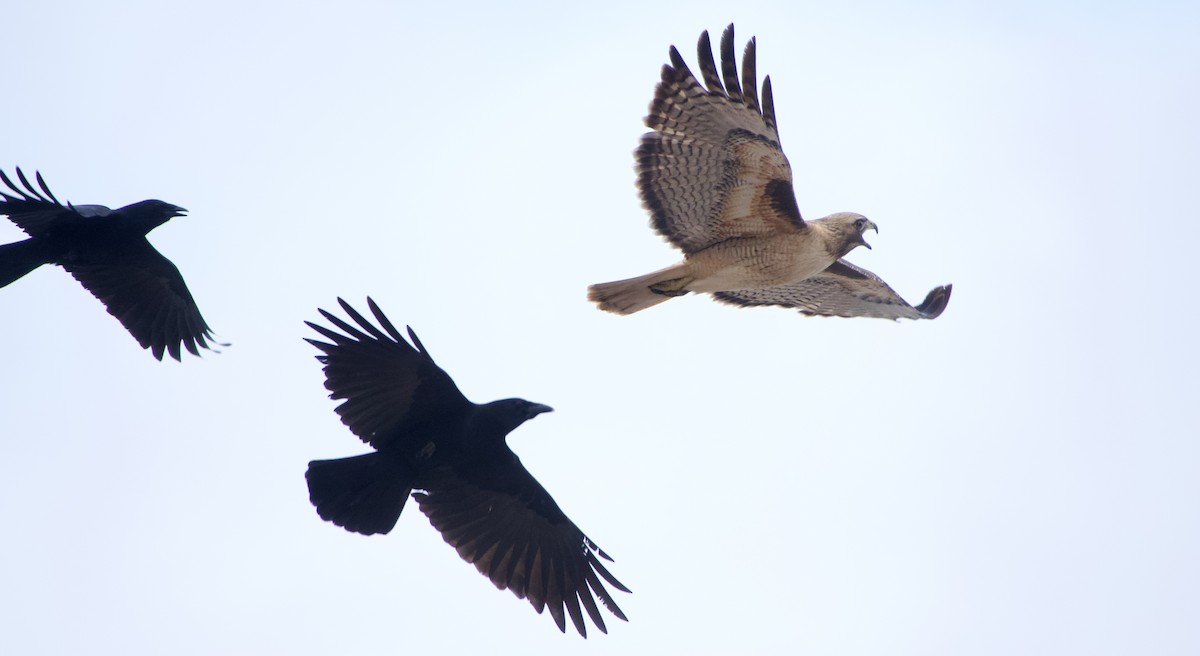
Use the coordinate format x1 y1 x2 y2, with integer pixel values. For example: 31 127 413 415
855 218 866 230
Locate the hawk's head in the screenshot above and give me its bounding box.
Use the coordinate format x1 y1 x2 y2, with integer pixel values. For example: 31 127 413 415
820 211 878 258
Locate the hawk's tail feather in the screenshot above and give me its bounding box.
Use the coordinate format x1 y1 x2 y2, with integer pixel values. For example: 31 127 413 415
588 263 691 315
306 452 412 536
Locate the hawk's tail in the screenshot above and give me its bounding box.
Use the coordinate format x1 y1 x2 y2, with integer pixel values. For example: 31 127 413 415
588 263 691 315
0 238 50 288
306 452 413 536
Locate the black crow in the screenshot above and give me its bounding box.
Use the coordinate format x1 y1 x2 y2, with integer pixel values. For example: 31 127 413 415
304 298 629 637
0 167 219 361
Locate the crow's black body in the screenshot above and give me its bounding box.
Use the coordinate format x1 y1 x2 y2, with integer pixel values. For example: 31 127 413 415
305 298 629 637
0 168 218 360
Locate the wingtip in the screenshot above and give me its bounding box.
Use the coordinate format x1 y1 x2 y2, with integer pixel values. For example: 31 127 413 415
406 325 428 355
1 166 59 205
916 284 952 319
667 44 685 69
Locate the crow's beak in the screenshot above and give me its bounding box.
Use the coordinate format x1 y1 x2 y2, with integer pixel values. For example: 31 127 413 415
170 204 188 218
528 403 554 417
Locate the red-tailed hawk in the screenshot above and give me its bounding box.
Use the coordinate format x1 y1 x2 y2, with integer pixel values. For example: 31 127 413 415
588 25 951 320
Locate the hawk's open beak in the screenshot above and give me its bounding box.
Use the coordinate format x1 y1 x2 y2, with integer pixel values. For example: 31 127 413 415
863 220 879 249
860 220 878 249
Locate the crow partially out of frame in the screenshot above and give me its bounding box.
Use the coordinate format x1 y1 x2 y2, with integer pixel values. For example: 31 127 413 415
0 168 220 360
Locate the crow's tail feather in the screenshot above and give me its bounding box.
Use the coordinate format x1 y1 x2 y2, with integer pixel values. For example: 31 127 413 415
306 452 412 536
0 239 49 288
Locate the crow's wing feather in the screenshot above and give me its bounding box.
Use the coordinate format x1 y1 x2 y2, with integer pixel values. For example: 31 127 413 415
413 463 629 638
0 168 91 237
305 298 473 449
62 242 217 360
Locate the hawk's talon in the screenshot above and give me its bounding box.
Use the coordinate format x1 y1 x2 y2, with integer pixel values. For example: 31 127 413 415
650 278 692 297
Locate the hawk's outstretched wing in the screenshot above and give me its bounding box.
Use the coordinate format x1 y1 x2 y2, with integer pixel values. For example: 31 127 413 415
637 24 806 254
714 260 952 320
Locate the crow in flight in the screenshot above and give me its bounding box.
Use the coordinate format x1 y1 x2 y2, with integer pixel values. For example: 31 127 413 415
0 168 219 361
304 298 630 637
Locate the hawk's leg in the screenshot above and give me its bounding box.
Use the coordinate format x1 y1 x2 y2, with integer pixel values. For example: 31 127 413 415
650 277 692 297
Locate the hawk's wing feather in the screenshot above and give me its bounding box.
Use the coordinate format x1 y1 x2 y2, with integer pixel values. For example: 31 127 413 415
740 37 759 113
713 260 953 320
718 26 743 101
761 76 777 131
695 31 724 93
62 245 218 360
305 298 473 449
637 24 805 254
413 465 630 638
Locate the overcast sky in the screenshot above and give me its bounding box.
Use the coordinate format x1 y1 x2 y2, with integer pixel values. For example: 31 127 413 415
2 1 1198 654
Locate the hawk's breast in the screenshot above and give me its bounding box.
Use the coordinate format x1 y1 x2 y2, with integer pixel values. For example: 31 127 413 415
684 233 836 292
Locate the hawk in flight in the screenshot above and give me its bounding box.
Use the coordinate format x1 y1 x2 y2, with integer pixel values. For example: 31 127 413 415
588 25 951 320
0 167 220 360
305 298 629 637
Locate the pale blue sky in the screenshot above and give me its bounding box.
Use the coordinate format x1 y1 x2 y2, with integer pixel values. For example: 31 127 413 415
2 1 1197 654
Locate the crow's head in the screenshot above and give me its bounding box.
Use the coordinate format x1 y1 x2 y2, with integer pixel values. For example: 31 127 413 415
482 398 554 436
120 199 188 233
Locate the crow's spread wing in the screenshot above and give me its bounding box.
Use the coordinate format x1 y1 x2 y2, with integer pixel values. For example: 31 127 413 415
63 243 219 360
413 462 629 637
306 298 473 449
0 168 94 236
